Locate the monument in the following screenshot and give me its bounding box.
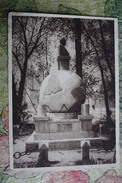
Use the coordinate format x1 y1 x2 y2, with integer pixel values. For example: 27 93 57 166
26 38 95 165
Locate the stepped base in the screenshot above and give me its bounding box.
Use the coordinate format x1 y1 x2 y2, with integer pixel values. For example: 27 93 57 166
26 132 106 152
34 131 94 140
25 133 109 162
34 115 94 135
25 114 96 163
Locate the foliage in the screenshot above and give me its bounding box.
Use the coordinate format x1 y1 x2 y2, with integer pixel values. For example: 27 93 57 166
58 4 81 15
0 118 8 135
81 19 115 97
0 167 9 183
79 19 115 120
0 48 8 113
12 16 50 124
104 0 122 18
0 0 37 18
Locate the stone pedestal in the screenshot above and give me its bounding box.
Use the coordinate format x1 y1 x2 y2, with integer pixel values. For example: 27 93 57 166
33 115 94 141
34 116 51 133
57 56 71 70
78 115 93 131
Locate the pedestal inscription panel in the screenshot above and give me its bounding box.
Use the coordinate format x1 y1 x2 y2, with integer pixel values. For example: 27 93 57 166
57 124 72 132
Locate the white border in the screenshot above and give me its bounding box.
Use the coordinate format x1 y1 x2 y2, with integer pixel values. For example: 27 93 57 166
114 18 120 168
8 12 13 170
8 12 120 172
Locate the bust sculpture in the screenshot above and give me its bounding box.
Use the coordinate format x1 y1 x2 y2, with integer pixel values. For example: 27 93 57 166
57 38 71 70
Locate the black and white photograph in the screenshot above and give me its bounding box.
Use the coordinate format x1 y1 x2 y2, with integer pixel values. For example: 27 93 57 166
8 12 119 170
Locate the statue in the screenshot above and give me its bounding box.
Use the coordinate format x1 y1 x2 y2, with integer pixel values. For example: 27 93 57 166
57 38 71 70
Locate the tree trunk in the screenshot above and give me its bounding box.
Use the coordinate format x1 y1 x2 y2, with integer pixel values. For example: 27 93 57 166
18 57 28 106
99 20 115 84
82 22 111 120
13 76 21 125
74 19 82 78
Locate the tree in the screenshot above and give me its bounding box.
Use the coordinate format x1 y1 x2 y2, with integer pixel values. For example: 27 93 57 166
12 16 54 124
99 20 115 84
80 19 115 121
74 19 82 78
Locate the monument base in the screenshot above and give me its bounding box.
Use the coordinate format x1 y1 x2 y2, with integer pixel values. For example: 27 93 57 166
25 114 96 163
34 131 94 140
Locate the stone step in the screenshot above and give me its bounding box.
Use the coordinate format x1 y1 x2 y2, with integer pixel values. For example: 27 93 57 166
52 119 80 123
34 131 94 140
25 132 109 153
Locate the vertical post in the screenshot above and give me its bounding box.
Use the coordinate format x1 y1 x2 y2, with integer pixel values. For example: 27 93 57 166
81 141 90 160
37 144 49 167
81 104 89 115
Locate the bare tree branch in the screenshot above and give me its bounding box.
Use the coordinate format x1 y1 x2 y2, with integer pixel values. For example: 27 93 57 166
12 51 22 73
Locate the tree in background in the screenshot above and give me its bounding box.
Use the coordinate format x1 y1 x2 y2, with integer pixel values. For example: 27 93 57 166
74 19 82 78
80 19 115 122
12 16 55 124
